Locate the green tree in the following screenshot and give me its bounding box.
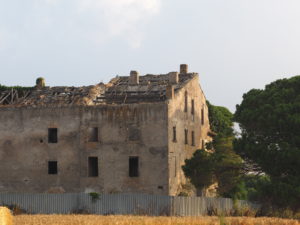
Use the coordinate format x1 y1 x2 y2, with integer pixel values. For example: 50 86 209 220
207 101 234 138
234 75 300 209
213 136 243 198
182 102 244 197
182 150 215 191
0 84 32 93
0 84 33 105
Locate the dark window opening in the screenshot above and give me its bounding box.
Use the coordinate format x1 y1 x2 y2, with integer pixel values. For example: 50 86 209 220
172 126 177 142
48 128 58 143
158 186 163 190
128 126 141 141
88 157 98 177
184 129 188 145
201 108 204 125
129 157 139 177
191 99 195 115
202 140 205 149
184 91 188 112
174 157 177 177
191 131 195 146
88 127 99 142
48 161 57 174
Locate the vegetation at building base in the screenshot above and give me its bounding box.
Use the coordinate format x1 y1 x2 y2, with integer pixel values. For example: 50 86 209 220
182 101 245 199
183 75 300 217
234 75 300 212
89 192 101 203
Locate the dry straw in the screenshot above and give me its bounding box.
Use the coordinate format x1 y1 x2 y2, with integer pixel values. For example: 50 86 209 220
13 215 300 225
0 207 13 225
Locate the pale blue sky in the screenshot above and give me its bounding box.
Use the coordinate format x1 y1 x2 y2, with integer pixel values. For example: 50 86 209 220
1 0 300 111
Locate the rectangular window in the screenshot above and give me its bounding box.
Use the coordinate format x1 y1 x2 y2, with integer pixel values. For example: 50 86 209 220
201 108 204 125
88 157 98 177
48 128 58 143
129 157 139 177
88 127 99 142
191 99 195 115
184 92 188 112
48 161 57 174
174 156 177 177
184 129 188 145
202 140 205 149
173 126 177 142
191 131 195 146
128 126 141 141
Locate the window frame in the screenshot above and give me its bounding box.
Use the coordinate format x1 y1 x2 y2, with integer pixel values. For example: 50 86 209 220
129 156 139 177
48 161 58 175
172 126 177 142
184 129 188 145
191 99 195 115
88 127 99 142
184 91 188 112
88 157 99 177
48 128 58 143
191 131 195 146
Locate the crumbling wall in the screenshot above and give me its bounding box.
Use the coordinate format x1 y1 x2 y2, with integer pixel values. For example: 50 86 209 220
167 74 212 196
0 103 169 195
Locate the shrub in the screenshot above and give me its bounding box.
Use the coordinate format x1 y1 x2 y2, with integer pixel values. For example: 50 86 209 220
89 192 100 203
2 204 26 215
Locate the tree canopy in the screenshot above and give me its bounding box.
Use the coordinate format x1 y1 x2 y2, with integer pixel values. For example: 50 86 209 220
234 75 300 209
207 101 234 138
0 84 32 93
182 102 243 197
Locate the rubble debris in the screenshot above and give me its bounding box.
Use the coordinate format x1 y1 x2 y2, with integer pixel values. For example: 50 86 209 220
0 72 197 107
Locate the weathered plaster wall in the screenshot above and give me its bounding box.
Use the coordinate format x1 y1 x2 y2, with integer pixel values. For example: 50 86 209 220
0 103 169 195
167 74 211 196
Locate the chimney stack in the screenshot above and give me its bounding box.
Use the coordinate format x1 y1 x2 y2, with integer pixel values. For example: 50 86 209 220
168 72 179 84
180 64 188 74
36 77 45 89
129 70 139 85
166 85 174 99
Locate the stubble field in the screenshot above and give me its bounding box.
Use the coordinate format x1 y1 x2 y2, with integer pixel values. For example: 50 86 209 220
13 215 300 225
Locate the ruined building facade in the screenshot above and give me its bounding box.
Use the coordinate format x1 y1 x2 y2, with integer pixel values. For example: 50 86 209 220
0 64 212 195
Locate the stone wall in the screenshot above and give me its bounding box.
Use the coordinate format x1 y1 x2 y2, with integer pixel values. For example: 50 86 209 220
167 74 211 196
0 70 211 196
0 103 169 195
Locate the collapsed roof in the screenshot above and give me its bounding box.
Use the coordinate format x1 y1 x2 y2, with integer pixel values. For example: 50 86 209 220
0 65 197 107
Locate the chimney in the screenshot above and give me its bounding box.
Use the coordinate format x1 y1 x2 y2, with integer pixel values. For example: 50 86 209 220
166 85 174 99
168 72 179 84
180 64 188 74
129 70 139 85
36 77 45 89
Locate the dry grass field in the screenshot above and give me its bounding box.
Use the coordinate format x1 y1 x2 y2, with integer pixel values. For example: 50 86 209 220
13 215 300 225
0 207 13 225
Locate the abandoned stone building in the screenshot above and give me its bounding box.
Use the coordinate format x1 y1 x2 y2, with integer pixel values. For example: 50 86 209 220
0 64 212 196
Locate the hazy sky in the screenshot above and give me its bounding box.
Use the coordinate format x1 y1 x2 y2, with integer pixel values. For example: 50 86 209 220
1 0 300 112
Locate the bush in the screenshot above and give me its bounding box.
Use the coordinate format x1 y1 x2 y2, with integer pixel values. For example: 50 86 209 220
2 204 26 215
89 192 100 202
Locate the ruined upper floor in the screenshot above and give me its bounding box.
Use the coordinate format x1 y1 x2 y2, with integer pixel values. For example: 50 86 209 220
0 64 199 107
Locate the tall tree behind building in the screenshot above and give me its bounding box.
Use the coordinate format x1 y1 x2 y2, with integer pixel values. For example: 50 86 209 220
182 101 243 198
234 75 300 210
